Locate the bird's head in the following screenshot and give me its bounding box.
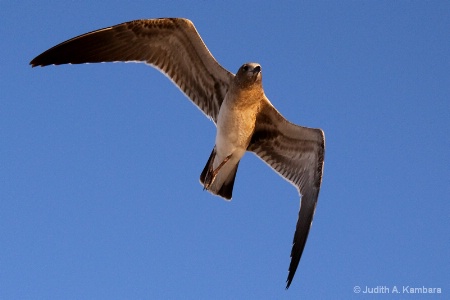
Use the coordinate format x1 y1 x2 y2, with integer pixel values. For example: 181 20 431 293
235 63 262 88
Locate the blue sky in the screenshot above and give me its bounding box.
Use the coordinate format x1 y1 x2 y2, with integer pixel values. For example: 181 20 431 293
1 1 449 299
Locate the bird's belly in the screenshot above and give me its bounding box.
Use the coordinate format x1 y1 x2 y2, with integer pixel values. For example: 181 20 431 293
215 104 255 162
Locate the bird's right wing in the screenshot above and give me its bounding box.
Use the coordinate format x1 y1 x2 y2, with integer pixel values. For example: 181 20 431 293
248 99 325 288
30 18 234 123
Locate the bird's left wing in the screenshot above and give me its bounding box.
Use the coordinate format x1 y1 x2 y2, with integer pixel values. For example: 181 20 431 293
30 18 234 123
247 99 325 289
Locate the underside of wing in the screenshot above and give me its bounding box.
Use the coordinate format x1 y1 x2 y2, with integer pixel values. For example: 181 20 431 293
30 18 234 122
248 99 325 288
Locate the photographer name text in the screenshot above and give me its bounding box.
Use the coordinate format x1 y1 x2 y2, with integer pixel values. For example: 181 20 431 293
353 285 442 294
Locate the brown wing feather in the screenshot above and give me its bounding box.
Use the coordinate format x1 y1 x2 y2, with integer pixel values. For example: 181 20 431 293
248 99 325 289
30 18 233 122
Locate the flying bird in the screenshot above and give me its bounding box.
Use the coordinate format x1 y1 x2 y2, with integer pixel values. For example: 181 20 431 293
30 18 325 289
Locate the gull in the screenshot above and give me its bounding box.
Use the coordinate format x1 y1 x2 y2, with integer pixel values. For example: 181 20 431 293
30 18 325 289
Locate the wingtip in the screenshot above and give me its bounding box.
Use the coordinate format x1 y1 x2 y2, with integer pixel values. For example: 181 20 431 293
29 57 42 68
285 273 294 289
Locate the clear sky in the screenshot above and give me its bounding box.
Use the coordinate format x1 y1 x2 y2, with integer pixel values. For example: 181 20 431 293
1 1 449 299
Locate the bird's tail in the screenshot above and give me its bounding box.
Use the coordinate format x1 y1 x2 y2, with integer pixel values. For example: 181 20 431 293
200 148 239 200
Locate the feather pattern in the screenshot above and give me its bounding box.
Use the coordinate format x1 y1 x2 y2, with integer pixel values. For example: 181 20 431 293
248 99 325 288
30 19 233 123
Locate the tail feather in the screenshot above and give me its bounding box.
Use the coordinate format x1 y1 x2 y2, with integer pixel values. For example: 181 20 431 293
217 163 239 199
200 148 239 200
200 148 215 185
